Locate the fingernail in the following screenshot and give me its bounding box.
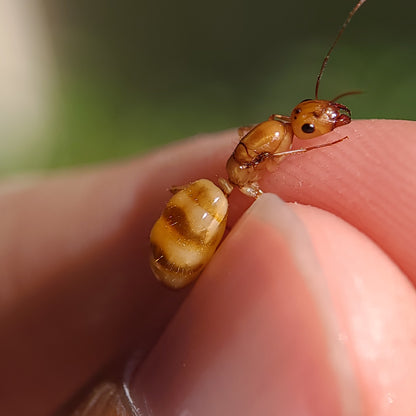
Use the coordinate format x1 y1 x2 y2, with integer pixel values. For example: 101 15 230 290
128 194 361 415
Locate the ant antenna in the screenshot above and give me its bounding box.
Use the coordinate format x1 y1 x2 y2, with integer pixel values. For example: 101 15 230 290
315 0 368 100
331 90 362 102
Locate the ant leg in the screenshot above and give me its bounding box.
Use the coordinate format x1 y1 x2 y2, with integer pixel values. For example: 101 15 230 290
272 136 348 157
269 114 291 123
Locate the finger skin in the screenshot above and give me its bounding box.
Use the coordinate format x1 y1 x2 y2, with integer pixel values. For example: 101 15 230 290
131 194 416 415
291 202 416 415
263 119 416 287
130 195 362 416
0 130 231 415
0 120 414 414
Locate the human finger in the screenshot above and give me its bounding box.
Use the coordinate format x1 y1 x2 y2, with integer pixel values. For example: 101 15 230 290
259 119 416 284
1 119 414 415
0 132 230 416
128 194 416 415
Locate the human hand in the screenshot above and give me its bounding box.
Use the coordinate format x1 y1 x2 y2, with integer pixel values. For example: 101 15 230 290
1 120 416 415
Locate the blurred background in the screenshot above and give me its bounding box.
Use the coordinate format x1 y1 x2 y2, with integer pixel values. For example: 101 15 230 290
0 0 414 176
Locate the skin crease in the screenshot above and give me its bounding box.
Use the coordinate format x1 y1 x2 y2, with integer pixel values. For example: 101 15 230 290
0 120 415 415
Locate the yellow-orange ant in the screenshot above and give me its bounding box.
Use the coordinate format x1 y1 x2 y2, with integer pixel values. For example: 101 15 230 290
221 0 366 198
150 0 367 289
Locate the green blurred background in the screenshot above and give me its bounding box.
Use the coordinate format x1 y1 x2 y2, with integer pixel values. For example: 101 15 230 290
0 0 414 176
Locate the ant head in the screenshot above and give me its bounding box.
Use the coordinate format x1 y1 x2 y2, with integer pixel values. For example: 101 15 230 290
290 99 351 140
309 0 366 131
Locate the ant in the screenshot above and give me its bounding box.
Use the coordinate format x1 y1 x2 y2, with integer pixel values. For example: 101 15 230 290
150 0 368 289
220 0 366 198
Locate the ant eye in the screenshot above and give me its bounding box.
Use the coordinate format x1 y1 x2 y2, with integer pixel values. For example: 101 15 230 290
294 108 301 114
301 123 315 134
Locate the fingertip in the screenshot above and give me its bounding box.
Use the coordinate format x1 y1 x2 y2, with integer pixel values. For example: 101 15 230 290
291 202 416 415
263 119 416 285
130 194 361 415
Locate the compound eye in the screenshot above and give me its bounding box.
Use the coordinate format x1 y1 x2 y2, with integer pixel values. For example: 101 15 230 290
301 123 315 134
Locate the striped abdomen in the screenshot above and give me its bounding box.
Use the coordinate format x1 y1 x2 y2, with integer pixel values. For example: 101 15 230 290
150 179 228 289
